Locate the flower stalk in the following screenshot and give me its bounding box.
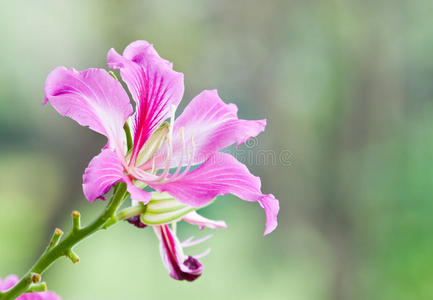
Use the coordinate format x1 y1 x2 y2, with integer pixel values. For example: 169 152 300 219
115 204 147 222
0 182 128 300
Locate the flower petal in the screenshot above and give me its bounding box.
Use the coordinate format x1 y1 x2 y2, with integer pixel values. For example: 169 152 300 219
18 291 61 300
123 177 152 204
44 67 132 153
82 149 124 202
182 211 228 230
154 225 203 281
107 41 184 165
258 194 279 235
0 275 18 291
149 152 279 235
146 89 266 170
121 40 173 68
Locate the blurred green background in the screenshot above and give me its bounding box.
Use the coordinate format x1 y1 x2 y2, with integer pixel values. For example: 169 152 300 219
1 0 433 299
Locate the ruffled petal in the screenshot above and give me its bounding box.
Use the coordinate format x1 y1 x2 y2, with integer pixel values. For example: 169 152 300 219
149 152 279 235
145 89 266 170
82 149 124 202
182 211 228 230
154 225 203 281
107 41 184 165
44 67 132 153
121 40 173 68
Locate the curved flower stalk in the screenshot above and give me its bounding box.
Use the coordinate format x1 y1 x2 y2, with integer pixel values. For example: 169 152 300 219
43 40 280 281
0 275 60 300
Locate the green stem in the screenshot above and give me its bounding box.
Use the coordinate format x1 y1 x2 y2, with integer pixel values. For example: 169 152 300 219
0 182 128 300
116 204 147 221
102 203 146 230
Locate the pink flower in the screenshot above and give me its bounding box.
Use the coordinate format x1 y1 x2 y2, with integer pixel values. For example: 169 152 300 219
0 275 60 300
44 40 279 280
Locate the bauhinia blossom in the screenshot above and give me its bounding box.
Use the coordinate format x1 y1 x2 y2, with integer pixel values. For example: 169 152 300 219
44 40 279 281
0 275 60 300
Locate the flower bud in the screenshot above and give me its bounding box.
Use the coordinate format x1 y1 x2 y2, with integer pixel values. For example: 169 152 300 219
140 192 195 225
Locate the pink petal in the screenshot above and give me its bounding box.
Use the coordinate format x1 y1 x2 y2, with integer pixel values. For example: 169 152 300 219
82 149 124 202
18 291 61 300
122 40 173 68
258 194 279 235
124 177 152 204
150 152 279 235
107 41 184 165
182 211 228 230
154 225 203 281
145 89 266 170
44 67 132 153
82 149 151 203
0 275 19 291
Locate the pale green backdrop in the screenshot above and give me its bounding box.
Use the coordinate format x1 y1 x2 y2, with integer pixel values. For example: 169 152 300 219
1 0 433 299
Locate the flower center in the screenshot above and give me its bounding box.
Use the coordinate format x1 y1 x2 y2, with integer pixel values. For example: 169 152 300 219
127 105 196 185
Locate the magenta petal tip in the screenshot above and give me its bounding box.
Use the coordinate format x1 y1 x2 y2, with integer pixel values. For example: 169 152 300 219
259 194 280 235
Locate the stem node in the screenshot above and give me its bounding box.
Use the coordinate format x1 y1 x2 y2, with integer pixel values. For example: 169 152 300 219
31 273 41 284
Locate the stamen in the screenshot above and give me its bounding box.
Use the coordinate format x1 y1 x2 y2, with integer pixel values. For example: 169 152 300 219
194 248 211 259
171 134 195 181
181 234 213 248
151 156 156 174
153 105 176 183
130 167 158 182
170 127 186 179
129 106 195 185
161 133 195 184
181 236 194 245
